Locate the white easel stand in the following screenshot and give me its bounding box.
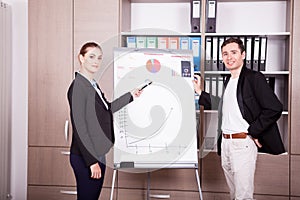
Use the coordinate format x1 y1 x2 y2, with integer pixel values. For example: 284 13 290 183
109 168 203 200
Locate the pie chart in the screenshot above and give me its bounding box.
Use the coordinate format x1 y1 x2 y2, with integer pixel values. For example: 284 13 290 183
146 59 161 73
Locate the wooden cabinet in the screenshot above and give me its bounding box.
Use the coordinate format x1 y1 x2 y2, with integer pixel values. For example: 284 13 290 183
28 147 75 186
28 0 74 199
28 186 114 200
28 0 120 199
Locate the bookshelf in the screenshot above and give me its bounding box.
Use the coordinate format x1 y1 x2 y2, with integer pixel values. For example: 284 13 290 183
119 0 294 198
121 0 291 149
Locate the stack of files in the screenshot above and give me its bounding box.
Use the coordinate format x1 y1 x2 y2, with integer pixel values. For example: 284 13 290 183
204 35 267 72
204 74 226 98
243 36 268 71
205 36 219 71
204 74 275 98
125 36 202 72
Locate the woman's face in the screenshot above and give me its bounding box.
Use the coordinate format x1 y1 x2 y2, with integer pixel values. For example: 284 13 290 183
80 47 103 74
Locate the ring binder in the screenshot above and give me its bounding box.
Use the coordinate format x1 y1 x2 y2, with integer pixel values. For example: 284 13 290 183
206 0 217 33
205 36 212 71
190 0 202 33
259 36 267 71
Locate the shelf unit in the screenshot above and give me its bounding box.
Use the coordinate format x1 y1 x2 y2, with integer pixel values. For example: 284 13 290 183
119 0 294 199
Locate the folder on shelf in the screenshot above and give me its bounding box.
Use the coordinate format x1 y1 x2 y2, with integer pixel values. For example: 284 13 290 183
204 136 215 150
259 36 267 71
205 36 212 71
190 0 201 33
126 36 136 48
168 37 179 49
195 93 200 110
136 36 147 48
146 37 157 48
157 37 169 49
217 76 224 97
212 36 218 70
204 76 211 93
238 36 246 67
217 36 225 71
252 36 260 71
245 37 253 69
206 0 217 33
190 37 201 71
180 37 190 50
211 75 217 96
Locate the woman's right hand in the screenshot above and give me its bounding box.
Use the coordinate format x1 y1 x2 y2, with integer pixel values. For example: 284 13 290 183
90 162 101 179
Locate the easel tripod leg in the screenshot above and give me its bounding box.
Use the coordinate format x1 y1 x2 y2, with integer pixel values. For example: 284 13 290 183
195 169 203 200
110 169 117 200
147 171 150 200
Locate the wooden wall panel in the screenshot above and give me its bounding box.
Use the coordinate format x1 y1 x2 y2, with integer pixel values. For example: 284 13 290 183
202 192 289 200
291 0 300 154
201 153 289 196
202 192 230 200
254 154 289 195
201 153 228 192
28 186 115 200
291 155 300 196
28 0 73 146
28 186 77 200
117 171 148 189
28 147 75 186
102 150 115 188
150 168 199 191
74 0 120 100
117 188 146 200
117 188 200 200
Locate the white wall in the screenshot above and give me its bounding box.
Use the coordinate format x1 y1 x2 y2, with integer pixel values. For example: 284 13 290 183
4 0 28 199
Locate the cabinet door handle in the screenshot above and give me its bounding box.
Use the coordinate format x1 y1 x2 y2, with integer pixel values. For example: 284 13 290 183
64 120 69 142
149 194 170 199
60 190 77 195
60 151 70 155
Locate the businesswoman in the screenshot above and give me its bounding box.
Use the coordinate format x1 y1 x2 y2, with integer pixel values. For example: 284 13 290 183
67 42 142 200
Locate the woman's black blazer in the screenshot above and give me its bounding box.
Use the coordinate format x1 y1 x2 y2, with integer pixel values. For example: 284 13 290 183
67 72 133 166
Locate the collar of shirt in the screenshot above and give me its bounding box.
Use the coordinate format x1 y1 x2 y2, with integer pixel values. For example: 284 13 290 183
90 79 109 110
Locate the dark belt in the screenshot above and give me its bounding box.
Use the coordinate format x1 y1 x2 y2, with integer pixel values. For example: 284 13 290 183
223 132 248 139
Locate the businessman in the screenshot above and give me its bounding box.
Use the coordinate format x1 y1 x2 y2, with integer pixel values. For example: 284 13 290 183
193 37 285 200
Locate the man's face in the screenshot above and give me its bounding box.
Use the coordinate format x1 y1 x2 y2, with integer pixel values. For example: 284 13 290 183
221 42 245 71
